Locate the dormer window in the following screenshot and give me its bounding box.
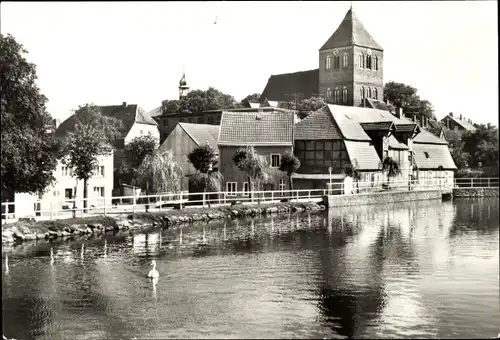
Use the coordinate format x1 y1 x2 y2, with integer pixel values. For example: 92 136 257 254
326 56 332 70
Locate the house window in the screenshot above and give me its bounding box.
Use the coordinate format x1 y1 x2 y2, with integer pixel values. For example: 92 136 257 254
358 53 365 68
373 56 378 71
343 53 349 68
65 188 73 199
226 182 237 196
334 56 340 69
424 151 430 159
207 116 214 124
94 186 105 197
326 56 332 70
279 179 286 193
361 86 365 99
243 182 250 196
368 88 372 99
62 166 72 177
294 139 349 173
271 154 281 168
374 88 378 100
334 88 340 104
93 165 105 177
342 87 348 104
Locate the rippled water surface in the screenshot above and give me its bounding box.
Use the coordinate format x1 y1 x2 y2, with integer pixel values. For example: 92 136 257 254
2 198 499 339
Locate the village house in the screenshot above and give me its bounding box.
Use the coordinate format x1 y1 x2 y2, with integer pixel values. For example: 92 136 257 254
159 122 220 191
293 104 456 192
217 110 295 196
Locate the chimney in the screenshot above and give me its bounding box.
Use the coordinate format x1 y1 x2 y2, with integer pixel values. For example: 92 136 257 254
459 114 462 120
449 112 453 117
395 106 404 119
122 102 127 108
52 118 61 130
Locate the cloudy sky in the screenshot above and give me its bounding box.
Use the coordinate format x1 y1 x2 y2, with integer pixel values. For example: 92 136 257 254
1 1 497 124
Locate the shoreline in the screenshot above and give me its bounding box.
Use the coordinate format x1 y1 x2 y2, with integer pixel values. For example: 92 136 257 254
2 201 325 245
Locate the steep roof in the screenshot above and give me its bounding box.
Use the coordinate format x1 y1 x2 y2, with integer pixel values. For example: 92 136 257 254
218 111 294 146
145 106 162 118
413 144 456 170
55 104 157 141
320 8 383 51
259 69 319 103
441 114 476 131
179 123 219 151
344 141 381 170
294 107 342 140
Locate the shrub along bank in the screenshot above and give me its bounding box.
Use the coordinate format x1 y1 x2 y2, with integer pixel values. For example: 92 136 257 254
2 201 325 244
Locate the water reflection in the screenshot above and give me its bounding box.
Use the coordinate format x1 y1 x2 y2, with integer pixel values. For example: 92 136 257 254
2 198 499 339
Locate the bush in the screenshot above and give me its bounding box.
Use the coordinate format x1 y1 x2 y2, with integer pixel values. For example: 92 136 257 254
455 168 483 178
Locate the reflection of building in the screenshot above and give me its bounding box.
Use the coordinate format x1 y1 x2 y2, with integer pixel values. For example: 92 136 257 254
160 122 220 191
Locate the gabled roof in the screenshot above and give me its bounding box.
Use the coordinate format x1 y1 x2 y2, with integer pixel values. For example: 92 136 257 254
295 107 342 140
259 69 319 103
55 104 157 141
388 135 408 150
218 111 294 146
344 141 381 170
178 123 219 152
441 114 476 131
413 144 456 170
320 8 383 51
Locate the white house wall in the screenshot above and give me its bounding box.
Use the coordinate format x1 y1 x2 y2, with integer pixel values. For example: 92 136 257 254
14 152 114 219
124 122 160 145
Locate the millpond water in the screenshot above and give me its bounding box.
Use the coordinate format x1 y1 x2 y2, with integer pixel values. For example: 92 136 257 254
2 198 499 339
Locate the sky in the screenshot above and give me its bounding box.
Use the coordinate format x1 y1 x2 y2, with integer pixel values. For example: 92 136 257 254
1 1 498 125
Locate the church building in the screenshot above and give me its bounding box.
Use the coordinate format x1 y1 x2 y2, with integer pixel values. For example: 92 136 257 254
259 7 388 110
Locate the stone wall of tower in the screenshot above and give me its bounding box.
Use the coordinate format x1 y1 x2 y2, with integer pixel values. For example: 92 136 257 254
318 46 355 105
352 46 384 106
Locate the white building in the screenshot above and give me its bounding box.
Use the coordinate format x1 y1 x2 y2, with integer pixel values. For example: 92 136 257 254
15 153 114 219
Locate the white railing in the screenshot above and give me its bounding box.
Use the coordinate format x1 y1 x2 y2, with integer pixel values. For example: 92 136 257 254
453 177 499 188
0 178 454 222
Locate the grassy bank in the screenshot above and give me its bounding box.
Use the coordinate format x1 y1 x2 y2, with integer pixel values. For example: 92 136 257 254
2 201 325 244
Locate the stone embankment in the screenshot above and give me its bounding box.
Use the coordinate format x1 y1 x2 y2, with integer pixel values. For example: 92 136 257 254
2 202 325 244
452 187 499 198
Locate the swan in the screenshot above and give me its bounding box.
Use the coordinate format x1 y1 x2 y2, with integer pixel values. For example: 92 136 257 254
147 260 159 278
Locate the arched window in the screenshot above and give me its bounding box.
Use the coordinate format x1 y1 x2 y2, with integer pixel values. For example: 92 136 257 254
358 54 364 69
342 87 348 104
343 54 349 68
366 55 372 69
326 56 331 70
334 87 340 103
373 56 378 71
334 56 340 69
326 88 332 102
361 86 365 99
374 88 378 100
360 87 363 99
368 87 372 99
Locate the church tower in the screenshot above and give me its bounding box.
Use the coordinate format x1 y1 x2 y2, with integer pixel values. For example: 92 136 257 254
318 7 383 107
178 73 190 99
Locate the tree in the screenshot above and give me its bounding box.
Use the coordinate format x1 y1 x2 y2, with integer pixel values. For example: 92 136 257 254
383 81 435 119
187 143 218 173
382 156 401 189
241 93 261 108
294 96 327 119
232 146 272 199
114 133 159 188
179 87 241 113
462 123 499 169
343 159 362 193
136 149 183 195
279 152 301 192
0 33 62 200
187 143 222 206
62 104 122 213
161 99 181 114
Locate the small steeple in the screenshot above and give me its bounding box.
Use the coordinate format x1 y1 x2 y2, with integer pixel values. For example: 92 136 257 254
178 73 189 99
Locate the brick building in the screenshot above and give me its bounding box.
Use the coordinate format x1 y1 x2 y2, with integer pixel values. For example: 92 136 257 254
259 7 387 109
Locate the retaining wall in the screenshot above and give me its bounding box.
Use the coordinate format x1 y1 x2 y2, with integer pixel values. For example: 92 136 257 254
452 187 499 198
323 189 450 208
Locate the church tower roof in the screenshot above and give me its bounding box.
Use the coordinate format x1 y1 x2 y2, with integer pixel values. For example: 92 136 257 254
179 73 188 87
319 8 383 51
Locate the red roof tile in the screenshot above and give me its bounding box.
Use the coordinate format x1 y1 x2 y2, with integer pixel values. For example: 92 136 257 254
218 111 294 146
